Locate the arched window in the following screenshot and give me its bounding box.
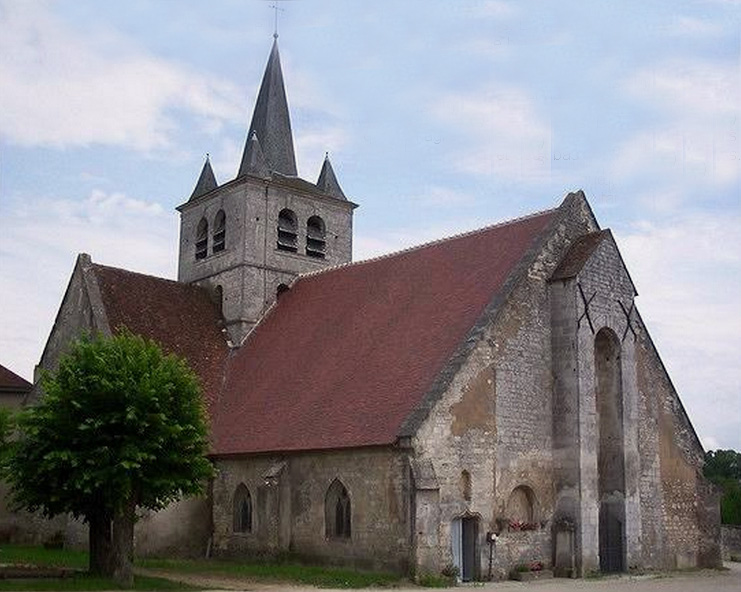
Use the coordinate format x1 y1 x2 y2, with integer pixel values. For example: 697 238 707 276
506 485 537 527
325 479 351 539
195 218 208 260
277 209 298 252
232 484 252 533
460 470 472 501
306 215 326 259
213 210 226 253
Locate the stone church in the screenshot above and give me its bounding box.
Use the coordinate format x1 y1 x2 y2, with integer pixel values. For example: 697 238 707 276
26 37 720 579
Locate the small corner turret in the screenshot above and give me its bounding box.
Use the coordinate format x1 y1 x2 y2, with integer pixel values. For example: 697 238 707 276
189 155 218 201
316 153 346 200
176 37 357 346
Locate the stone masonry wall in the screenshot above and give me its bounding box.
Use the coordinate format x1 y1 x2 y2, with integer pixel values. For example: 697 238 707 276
212 448 411 573
721 525 741 561
634 319 720 568
574 237 642 573
411 193 599 580
178 175 354 344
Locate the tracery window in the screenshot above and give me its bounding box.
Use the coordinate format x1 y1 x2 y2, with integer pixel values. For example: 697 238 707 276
232 483 252 533
306 215 326 259
277 209 298 252
325 479 351 539
195 218 208 260
213 210 226 253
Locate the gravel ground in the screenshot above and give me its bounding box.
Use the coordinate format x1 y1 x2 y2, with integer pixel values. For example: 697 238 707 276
138 561 741 592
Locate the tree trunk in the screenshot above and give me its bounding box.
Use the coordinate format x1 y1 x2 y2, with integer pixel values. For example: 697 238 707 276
88 508 113 576
111 497 136 587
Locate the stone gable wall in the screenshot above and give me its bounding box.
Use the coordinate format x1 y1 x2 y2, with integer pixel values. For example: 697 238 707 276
411 194 599 579
634 318 720 568
572 237 642 573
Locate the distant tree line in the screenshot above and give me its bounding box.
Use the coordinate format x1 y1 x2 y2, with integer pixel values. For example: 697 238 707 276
704 449 741 525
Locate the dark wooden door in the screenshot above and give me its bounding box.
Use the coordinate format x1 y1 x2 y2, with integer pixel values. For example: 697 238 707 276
599 502 624 573
461 517 478 581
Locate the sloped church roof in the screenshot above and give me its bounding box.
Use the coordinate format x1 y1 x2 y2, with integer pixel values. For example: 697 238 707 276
72 203 559 455
213 208 557 454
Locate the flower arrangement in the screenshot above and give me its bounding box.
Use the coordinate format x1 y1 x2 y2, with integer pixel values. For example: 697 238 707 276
508 519 539 531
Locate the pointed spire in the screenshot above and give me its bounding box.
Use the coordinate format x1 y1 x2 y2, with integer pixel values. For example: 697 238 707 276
239 38 297 178
238 131 270 178
316 153 346 200
189 155 218 201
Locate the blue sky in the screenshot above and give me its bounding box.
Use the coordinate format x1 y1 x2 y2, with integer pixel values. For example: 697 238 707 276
1 0 739 449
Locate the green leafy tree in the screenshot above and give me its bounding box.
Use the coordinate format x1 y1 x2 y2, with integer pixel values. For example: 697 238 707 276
0 407 15 463
704 449 741 525
4 331 214 586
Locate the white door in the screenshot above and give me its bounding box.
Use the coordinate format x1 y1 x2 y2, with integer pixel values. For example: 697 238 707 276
451 518 462 582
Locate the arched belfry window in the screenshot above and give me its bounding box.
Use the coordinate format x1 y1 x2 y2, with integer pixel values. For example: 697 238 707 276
277 209 298 252
213 210 226 253
232 483 252 533
325 479 351 539
195 218 208 260
306 215 326 259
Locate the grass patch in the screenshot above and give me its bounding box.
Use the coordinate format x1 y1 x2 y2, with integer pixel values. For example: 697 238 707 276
140 557 401 588
0 546 194 590
1 546 402 589
416 573 454 587
0 546 88 569
0 575 195 591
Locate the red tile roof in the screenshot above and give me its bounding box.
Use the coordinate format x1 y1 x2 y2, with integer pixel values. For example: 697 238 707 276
0 363 32 393
212 210 556 455
92 265 229 416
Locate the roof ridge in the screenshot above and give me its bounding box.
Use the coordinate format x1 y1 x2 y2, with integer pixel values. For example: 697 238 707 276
299 206 559 280
91 263 184 287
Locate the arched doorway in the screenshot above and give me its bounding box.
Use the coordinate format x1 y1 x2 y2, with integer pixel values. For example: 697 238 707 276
451 513 479 581
595 328 626 572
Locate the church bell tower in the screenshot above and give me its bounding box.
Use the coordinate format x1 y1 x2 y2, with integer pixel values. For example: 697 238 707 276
177 38 357 345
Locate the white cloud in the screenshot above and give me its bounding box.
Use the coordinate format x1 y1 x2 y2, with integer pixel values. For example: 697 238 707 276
0 1 243 151
0 190 177 380
626 59 738 117
470 1 517 19
456 36 513 61
617 213 741 449
613 58 740 189
294 127 350 180
354 215 501 261
406 185 476 208
662 15 725 37
431 86 551 181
